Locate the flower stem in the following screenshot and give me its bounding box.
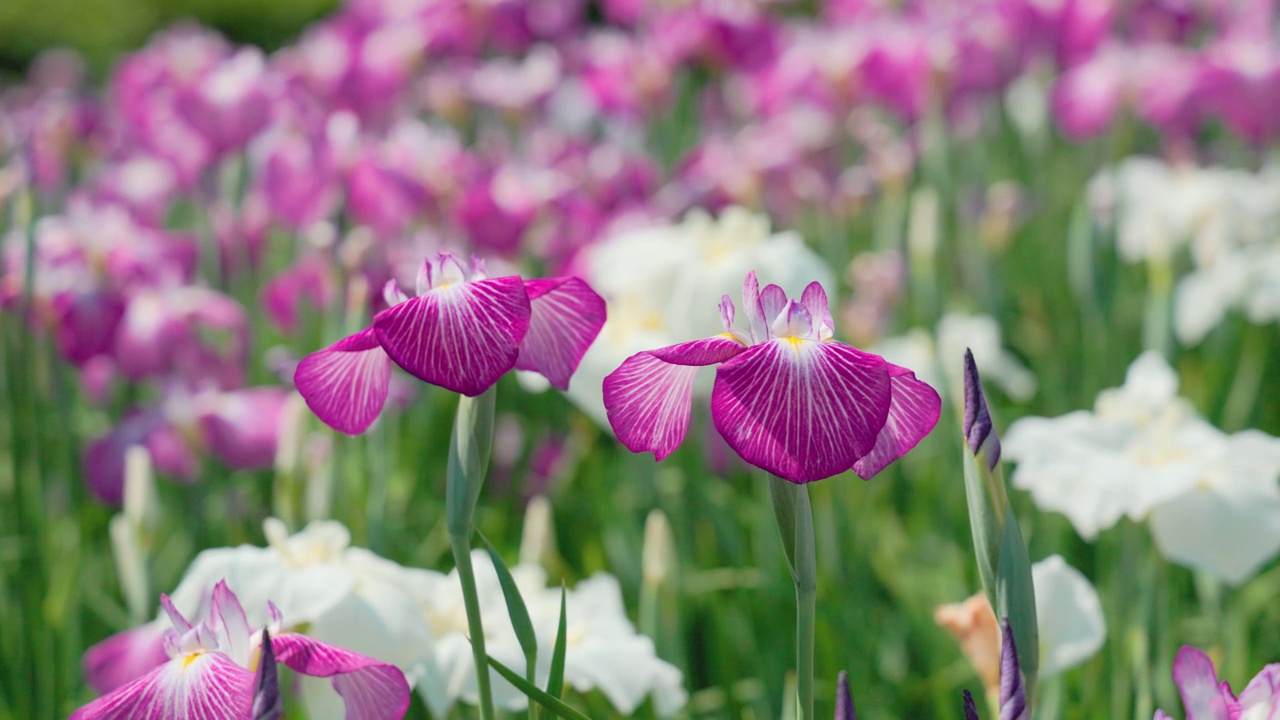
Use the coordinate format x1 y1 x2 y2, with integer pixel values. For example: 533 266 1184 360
446 387 498 720
769 476 817 720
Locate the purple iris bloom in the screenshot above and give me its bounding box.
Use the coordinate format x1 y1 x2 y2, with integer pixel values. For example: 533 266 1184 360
602 271 940 484
295 252 606 434
72 581 409 719
1156 645 1280 720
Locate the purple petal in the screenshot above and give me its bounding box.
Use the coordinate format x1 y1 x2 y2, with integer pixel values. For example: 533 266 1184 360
209 581 251 666
852 364 942 479
963 690 981 720
515 277 607 390
374 275 531 396
71 652 254 720
999 618 1027 720
82 624 169 694
603 337 746 461
963 349 1001 470
198 387 290 469
759 283 788 328
800 282 834 338
294 327 391 435
835 670 856 720
272 633 411 720
711 339 891 483
252 629 283 720
1172 646 1230 720
1236 663 1280 714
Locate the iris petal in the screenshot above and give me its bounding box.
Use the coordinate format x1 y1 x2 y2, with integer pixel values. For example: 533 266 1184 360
1172 646 1230 720
71 652 254 720
272 633 411 720
294 327 391 435
515 277 607 390
374 275 531 397
852 364 942 479
711 339 891 483
603 337 746 461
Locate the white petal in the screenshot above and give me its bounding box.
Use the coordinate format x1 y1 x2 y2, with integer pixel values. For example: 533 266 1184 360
1032 556 1106 677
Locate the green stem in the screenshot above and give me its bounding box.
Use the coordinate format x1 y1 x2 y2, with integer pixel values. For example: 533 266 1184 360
769 476 816 720
446 387 498 720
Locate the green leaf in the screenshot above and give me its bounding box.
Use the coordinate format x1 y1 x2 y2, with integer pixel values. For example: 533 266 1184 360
961 444 1002 611
548 584 567 699
480 531 538 681
487 654 594 720
995 511 1039 701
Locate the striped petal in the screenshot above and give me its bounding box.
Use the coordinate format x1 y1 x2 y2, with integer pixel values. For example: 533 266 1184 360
603 337 746 461
71 652 254 720
852 364 942 479
294 328 391 435
374 276 530 397
1172 646 1231 720
82 623 169 694
272 633 411 720
515 277 607 390
209 581 252 669
711 339 891 483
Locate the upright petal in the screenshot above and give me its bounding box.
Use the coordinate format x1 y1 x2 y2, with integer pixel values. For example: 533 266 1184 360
800 282 833 340
209 581 252 668
711 340 891 483
515 277 607 390
1236 663 1280 715
71 652 254 720
294 327 391 435
374 276 531 396
853 364 942 479
603 338 746 461
1172 646 1231 720
759 284 788 329
964 349 1002 470
742 271 767 343
271 633 411 720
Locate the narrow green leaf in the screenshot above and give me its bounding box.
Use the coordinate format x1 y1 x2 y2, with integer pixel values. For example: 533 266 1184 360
487 654 594 720
480 531 538 681
995 511 1040 700
547 584 568 699
961 446 1002 611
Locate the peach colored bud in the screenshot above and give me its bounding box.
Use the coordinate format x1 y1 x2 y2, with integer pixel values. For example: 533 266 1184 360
934 593 1001 700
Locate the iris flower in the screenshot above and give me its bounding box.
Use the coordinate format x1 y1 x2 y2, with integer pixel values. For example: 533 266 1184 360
295 252 606 434
603 271 939 483
1155 646 1279 720
73 581 410 719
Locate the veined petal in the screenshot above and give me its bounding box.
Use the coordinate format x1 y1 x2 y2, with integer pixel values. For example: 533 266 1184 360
374 276 530 397
742 271 767 343
603 338 745 461
1236 664 1280 715
294 327 391 435
853 364 942 479
515 277 607 390
759 284 788 330
711 339 891 483
209 581 252 668
82 623 169 694
800 282 834 340
272 633 411 720
1172 646 1231 720
71 652 254 720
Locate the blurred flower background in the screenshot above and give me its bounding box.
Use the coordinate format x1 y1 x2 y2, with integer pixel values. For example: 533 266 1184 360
2 0 1280 717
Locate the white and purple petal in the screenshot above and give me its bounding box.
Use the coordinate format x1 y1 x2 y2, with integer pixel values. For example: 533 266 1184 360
800 282 834 340
271 632 411 720
742 271 767 343
603 337 746 461
711 339 891 483
209 581 252 668
1236 663 1280 716
82 623 169 694
759 284 789 331
514 277 607 390
71 652 254 720
294 328 391 435
852 364 942 479
1172 646 1231 720
374 275 531 397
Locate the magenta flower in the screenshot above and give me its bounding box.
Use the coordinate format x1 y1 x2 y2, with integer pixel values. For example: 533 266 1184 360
602 272 940 483
295 252 606 434
1156 645 1280 720
72 581 409 719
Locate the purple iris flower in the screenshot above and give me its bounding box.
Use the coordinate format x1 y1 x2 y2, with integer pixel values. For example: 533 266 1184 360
72 581 409 719
295 252 606 434
602 271 940 484
1155 645 1280 720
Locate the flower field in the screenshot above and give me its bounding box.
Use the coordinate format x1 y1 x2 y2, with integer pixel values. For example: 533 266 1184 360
2 0 1279 717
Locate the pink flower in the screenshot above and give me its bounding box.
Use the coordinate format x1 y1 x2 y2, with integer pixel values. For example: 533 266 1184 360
1156 645 1279 719
72 581 410 719
295 252 606 434
602 271 940 483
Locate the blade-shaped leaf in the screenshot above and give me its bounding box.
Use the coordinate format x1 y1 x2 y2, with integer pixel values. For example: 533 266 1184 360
547 584 567 699
487 654 594 720
995 513 1039 703
961 446 1001 611
480 531 538 680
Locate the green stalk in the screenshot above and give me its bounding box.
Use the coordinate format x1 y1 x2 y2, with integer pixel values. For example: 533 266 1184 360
769 475 817 720
446 386 498 720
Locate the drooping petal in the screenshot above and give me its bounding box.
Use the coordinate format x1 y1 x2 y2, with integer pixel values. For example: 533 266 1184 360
209 581 252 668
603 338 746 461
515 277 607 390
294 327 391 435
1172 646 1230 720
71 652 255 720
271 632 411 720
711 339 891 483
82 623 170 694
853 363 942 479
374 275 531 396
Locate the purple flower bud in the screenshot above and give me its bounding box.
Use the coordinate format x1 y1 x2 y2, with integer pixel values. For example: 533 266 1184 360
835 670 857 720
251 629 283 720
963 348 1001 470
963 689 980 720
999 618 1028 720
